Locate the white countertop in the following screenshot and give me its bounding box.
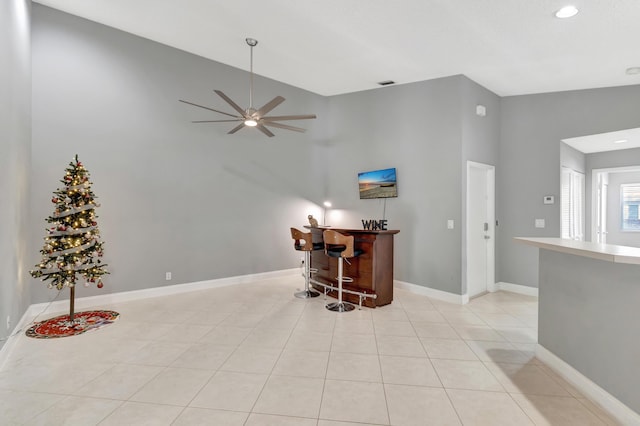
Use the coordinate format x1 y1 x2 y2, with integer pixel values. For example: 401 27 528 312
515 237 640 265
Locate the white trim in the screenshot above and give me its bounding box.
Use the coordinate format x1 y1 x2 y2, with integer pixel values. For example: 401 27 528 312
591 166 640 243
0 268 298 371
0 306 38 371
536 344 640 424
29 268 299 317
491 281 539 297
395 280 469 304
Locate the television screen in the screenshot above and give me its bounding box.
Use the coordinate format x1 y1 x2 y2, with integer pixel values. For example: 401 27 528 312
358 167 398 199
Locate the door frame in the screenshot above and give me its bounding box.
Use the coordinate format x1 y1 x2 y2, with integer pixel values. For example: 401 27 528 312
595 171 608 243
465 161 496 299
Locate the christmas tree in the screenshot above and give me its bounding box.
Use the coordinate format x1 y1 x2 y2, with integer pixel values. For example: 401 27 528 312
30 155 108 321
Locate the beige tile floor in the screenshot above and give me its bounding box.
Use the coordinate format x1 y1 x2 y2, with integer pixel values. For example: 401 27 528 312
0 275 621 425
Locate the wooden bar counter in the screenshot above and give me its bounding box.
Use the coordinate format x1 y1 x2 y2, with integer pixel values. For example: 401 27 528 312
306 227 399 308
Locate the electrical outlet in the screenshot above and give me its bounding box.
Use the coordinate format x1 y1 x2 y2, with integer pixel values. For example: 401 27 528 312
6 315 10 330
165 272 172 281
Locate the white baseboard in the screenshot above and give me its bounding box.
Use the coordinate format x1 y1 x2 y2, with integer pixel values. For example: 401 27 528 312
28 268 299 317
492 281 539 297
394 280 469 304
536 344 640 424
0 268 298 371
0 304 38 371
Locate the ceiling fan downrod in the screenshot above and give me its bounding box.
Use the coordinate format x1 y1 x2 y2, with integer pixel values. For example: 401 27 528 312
246 38 258 111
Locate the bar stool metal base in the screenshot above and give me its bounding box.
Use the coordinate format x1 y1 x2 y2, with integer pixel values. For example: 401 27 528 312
326 301 355 312
295 289 320 299
294 248 320 299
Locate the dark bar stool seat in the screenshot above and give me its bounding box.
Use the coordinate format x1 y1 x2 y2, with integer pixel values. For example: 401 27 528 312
323 229 363 312
290 228 322 298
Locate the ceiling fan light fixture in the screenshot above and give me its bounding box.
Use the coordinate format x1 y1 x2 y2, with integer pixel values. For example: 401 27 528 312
179 37 316 137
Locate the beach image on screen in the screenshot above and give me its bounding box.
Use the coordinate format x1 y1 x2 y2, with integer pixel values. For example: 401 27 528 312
358 168 397 199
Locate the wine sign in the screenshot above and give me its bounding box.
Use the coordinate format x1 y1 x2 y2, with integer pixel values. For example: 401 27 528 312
362 219 388 231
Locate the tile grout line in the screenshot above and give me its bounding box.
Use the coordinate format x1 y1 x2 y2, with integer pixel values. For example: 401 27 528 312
243 297 313 423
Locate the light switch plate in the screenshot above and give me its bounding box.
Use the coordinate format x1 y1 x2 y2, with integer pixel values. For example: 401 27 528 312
447 220 454 229
535 219 545 228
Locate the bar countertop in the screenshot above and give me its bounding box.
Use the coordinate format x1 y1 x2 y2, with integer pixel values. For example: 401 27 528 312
305 226 400 235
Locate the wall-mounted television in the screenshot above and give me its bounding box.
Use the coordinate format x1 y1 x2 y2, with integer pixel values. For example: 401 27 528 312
358 167 398 199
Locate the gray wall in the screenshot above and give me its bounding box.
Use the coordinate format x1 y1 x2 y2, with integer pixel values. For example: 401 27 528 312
0 0 31 351
538 249 640 414
460 78 501 294
12 4 640 318
30 5 329 303
33 5 503 298
499 86 640 287
325 76 500 295
560 142 585 173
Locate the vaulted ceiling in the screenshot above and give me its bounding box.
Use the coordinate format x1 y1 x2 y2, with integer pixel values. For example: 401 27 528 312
34 0 640 97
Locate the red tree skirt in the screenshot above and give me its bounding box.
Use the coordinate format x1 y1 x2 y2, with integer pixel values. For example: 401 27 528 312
25 310 119 339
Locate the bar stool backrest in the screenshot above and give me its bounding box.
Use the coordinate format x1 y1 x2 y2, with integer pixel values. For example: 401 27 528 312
323 230 356 258
290 227 313 251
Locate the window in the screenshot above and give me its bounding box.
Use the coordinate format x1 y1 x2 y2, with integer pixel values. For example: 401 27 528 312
561 167 584 240
621 183 640 231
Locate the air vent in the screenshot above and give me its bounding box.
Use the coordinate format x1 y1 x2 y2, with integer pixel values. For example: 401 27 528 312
378 80 395 86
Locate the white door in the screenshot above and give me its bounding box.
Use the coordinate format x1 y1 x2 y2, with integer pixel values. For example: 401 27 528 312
466 162 495 298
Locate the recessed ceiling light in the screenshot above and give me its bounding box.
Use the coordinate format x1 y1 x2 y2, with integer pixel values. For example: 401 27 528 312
555 5 579 18
614 139 628 144
626 67 640 75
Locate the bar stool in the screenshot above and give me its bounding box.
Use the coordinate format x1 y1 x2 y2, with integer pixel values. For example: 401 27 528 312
290 228 322 298
323 230 363 312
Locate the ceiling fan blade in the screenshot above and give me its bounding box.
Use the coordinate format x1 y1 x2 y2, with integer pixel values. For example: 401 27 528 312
261 114 317 121
263 121 306 133
179 100 240 119
214 90 247 117
256 96 285 117
256 124 275 137
227 123 246 134
192 119 243 123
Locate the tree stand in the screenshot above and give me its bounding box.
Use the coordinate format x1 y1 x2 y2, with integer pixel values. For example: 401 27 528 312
69 285 75 323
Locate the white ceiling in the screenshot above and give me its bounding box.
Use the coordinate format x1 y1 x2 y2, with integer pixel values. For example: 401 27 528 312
34 0 640 97
562 127 640 154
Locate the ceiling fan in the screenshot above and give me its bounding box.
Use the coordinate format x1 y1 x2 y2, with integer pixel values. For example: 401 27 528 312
179 38 316 137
